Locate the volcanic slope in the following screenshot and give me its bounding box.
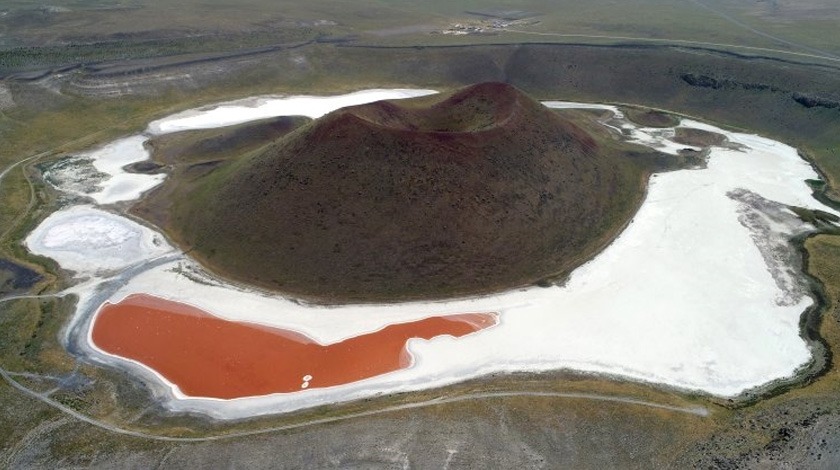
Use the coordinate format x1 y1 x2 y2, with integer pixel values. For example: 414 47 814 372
166 83 660 302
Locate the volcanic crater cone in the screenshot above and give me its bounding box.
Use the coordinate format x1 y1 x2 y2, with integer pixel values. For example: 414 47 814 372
174 83 643 302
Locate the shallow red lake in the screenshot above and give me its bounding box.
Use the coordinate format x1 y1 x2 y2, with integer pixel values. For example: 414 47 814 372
91 294 496 399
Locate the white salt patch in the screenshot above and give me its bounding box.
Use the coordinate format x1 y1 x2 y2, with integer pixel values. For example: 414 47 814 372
45 136 166 205
85 136 166 205
26 205 173 275
146 89 439 135
622 125 700 155
103 259 513 345
542 101 621 113
543 101 699 155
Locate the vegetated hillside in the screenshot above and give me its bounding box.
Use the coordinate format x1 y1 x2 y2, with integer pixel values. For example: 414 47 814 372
164 82 652 302
132 115 311 229
146 115 311 166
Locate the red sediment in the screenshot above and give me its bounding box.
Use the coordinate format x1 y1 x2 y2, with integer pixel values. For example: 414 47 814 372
90 294 496 399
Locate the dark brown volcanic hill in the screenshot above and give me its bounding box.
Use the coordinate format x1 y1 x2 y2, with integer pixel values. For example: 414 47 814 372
172 83 644 302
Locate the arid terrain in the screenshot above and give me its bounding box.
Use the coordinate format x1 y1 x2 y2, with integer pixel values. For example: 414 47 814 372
2 1 840 468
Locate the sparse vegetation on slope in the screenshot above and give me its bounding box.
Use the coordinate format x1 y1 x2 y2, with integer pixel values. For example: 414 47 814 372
132 116 311 230
157 83 662 302
623 107 680 128
146 115 312 166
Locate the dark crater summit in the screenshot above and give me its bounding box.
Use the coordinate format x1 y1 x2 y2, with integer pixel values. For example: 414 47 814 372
166 83 646 302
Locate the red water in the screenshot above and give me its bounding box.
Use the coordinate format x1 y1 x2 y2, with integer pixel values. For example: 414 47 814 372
90 294 496 399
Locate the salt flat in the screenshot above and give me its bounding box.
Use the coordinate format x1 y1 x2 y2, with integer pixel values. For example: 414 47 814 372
25 205 173 275
25 90 839 419
145 89 438 134
42 136 166 205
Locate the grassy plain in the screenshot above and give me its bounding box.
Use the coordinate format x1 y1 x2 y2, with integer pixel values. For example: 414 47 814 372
2 0 840 75
1 5 840 465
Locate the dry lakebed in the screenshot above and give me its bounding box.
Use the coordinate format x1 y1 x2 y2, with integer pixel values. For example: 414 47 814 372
22 89 838 419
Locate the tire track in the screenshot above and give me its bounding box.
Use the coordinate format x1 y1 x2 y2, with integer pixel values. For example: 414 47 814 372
0 359 710 444
503 29 840 64
686 0 839 60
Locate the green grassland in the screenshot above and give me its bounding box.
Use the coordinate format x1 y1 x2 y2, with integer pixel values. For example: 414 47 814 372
1 11 840 465
2 0 840 75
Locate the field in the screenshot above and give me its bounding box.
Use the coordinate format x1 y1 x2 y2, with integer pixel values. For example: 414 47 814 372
2 1 840 466
2 0 840 75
